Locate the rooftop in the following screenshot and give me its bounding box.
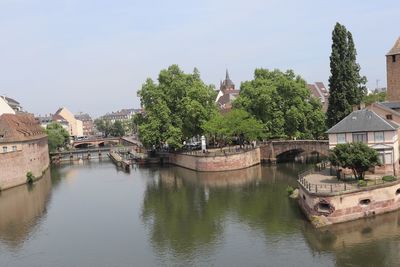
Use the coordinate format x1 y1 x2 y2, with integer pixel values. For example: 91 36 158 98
326 109 399 134
387 37 400 56
0 113 47 143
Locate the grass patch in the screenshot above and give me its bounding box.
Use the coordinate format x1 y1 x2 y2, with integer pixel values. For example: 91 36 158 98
357 180 367 187
382 175 397 182
26 171 35 184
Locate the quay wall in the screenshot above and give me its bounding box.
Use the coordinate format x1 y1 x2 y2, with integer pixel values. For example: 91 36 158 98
168 148 261 172
0 137 49 190
298 181 400 226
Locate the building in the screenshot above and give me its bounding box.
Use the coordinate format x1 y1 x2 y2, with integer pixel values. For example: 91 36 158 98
0 96 23 113
215 70 240 112
387 37 400 101
54 107 83 138
0 97 15 116
100 108 139 134
36 115 69 132
326 108 400 175
0 113 49 190
307 82 329 112
75 113 94 136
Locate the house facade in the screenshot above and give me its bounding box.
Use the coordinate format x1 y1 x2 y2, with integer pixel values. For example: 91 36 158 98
327 109 400 175
54 107 83 138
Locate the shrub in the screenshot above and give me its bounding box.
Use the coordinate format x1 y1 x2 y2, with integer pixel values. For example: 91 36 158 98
382 175 397 182
286 186 294 195
358 180 367 187
26 171 35 184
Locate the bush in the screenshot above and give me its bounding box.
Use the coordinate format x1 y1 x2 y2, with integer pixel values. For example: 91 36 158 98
26 171 35 184
286 186 294 195
382 175 397 182
357 180 367 187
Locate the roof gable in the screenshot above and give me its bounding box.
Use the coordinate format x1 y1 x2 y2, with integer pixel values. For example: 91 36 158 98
387 37 400 56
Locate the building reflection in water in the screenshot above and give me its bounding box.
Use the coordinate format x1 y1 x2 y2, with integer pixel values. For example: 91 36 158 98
0 170 52 249
303 210 400 266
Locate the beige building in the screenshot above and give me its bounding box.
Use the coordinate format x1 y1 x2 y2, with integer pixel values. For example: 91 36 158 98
0 97 15 116
54 107 83 137
387 37 400 101
327 109 400 175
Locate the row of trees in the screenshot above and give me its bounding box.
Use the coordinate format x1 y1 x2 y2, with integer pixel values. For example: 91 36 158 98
94 119 126 137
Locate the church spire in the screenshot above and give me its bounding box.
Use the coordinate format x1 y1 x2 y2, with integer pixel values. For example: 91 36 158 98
226 69 230 80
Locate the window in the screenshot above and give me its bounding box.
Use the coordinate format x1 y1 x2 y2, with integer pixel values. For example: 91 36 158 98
385 152 393 164
2 146 7 153
387 114 393 120
393 55 396 63
352 133 367 143
337 133 346 144
374 132 384 143
12 146 17 152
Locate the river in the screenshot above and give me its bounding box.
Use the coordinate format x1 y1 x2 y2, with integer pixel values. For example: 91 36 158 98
1 160 400 267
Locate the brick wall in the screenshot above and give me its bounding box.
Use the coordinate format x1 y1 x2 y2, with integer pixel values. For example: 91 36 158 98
0 137 49 190
168 148 261 171
387 55 400 101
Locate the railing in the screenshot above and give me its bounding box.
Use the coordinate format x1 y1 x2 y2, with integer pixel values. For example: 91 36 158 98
297 163 399 194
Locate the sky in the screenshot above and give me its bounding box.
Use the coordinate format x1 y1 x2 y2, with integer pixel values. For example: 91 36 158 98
0 0 399 117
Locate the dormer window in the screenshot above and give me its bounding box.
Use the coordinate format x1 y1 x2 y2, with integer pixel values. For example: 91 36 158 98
386 114 393 120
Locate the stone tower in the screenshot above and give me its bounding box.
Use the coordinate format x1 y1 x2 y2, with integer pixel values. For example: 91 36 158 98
387 37 400 101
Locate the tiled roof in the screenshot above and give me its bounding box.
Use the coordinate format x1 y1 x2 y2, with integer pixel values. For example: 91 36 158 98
379 101 400 110
0 113 47 143
327 109 399 134
387 37 400 56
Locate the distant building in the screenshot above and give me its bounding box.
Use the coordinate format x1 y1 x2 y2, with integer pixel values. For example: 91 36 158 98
215 70 240 112
36 115 69 132
100 108 140 134
387 37 400 101
0 113 49 190
307 82 329 112
0 96 23 113
54 107 83 137
0 97 15 116
75 113 94 136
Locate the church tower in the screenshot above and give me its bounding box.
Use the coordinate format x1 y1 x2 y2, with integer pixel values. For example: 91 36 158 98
387 37 400 101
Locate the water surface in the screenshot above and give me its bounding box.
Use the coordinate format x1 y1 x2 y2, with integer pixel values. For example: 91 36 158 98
1 160 400 266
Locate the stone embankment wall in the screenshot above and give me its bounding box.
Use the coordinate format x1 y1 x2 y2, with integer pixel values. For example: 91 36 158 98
298 181 400 227
168 148 261 172
0 137 49 190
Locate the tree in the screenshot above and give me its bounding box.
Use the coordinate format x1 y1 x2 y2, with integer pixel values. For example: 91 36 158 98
45 122 70 152
233 69 326 139
202 109 265 146
327 23 367 128
329 143 380 180
94 118 113 137
111 121 125 137
136 65 217 149
363 91 386 105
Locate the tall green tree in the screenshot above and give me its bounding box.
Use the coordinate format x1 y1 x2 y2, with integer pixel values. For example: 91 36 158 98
136 65 217 149
94 118 113 137
233 69 326 139
45 122 70 152
326 23 367 128
111 121 126 137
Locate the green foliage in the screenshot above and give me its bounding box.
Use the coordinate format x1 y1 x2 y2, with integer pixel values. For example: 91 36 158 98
26 171 35 184
363 91 386 105
202 109 265 145
45 122 70 152
382 175 396 182
233 69 326 139
327 23 367 128
357 180 367 187
136 65 217 149
286 186 294 195
329 143 380 180
95 119 126 137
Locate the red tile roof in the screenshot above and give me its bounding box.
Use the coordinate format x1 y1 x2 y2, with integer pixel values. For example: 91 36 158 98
0 113 47 143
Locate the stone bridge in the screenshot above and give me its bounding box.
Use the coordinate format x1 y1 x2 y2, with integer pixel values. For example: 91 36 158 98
260 140 329 163
72 137 142 149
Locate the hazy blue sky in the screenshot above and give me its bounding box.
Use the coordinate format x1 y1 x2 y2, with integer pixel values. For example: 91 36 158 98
0 0 399 117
